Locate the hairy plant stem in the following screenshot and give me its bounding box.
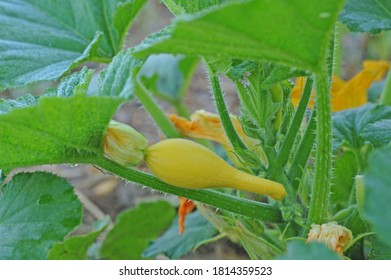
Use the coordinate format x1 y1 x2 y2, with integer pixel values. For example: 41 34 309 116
307 72 332 227
277 77 314 167
206 65 248 152
380 68 391 106
135 81 181 138
96 157 283 223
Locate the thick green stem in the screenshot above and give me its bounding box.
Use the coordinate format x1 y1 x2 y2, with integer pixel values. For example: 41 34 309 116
288 108 316 190
96 157 283 223
135 81 181 138
206 65 248 152
307 72 332 226
380 68 391 106
277 77 314 167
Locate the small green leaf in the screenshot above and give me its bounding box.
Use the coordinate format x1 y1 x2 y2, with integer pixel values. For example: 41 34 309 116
340 0 391 34
133 0 345 73
97 50 142 99
0 172 82 259
363 146 391 247
138 54 199 103
143 211 216 259
100 201 175 260
332 104 391 150
0 0 147 90
55 67 94 97
261 65 308 90
0 94 37 114
47 216 110 260
162 0 230 15
0 93 122 170
278 240 341 260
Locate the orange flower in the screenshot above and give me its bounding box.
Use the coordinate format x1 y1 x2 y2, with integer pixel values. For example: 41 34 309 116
169 110 247 149
178 197 196 234
169 110 265 166
291 60 390 112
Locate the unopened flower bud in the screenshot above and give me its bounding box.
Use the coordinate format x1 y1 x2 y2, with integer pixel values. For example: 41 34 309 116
307 222 352 254
104 120 147 167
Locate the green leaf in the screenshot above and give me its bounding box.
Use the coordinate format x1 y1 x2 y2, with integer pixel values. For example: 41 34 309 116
261 65 308 90
330 151 359 212
340 0 391 34
278 240 341 260
0 93 123 170
133 0 345 73
47 216 110 260
100 201 175 260
0 94 37 114
0 0 147 90
361 119 391 147
143 211 216 259
332 104 391 150
162 0 230 15
138 54 199 103
369 237 391 260
55 67 94 97
0 172 82 259
363 146 391 248
97 50 142 99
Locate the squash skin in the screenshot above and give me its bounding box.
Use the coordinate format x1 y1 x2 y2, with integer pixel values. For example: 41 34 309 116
145 139 286 200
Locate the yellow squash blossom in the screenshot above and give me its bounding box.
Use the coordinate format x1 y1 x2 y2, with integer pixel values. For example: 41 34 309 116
145 138 286 200
291 60 390 112
307 222 352 254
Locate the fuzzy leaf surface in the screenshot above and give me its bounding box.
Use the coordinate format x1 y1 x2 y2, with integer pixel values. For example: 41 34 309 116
340 0 391 34
0 0 147 90
133 0 345 73
0 172 82 259
0 94 122 170
332 104 391 150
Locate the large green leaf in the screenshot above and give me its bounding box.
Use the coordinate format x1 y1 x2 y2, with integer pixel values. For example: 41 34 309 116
369 237 391 260
332 104 391 151
100 201 175 260
133 0 345 73
340 0 391 34
143 210 216 259
0 0 147 90
47 216 109 260
138 54 199 104
363 146 391 248
0 172 82 259
0 93 122 170
278 240 340 260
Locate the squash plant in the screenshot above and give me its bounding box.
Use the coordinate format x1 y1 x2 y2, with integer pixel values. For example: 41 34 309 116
0 0 391 260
